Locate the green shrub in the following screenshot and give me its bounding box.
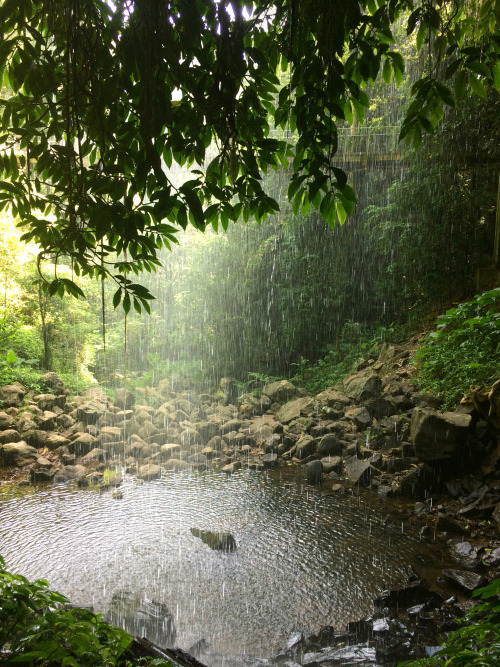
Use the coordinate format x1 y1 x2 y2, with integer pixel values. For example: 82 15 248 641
0 555 172 666
399 578 500 666
415 288 500 409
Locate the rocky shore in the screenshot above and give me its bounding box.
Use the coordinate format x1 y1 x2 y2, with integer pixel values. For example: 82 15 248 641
1 342 499 665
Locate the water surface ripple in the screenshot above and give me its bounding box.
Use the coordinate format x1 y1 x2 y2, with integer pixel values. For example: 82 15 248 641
0 470 431 661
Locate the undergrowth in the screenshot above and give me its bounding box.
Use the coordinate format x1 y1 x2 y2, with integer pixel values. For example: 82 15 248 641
415 288 500 409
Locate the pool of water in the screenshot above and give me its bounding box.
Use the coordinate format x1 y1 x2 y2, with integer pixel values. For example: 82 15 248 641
0 469 435 663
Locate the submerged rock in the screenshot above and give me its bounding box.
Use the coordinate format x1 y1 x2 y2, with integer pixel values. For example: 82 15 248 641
190 528 236 552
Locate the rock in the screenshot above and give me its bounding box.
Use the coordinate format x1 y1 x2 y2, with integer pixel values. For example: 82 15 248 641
410 407 472 462
217 377 238 406
0 429 21 445
138 421 159 440
81 447 107 463
294 434 317 459
435 513 467 536
0 384 25 407
442 569 484 593
108 591 176 648
68 432 98 456
221 462 241 473
399 463 440 500
76 393 109 425
164 458 191 471
53 464 87 483
197 421 220 443
115 388 136 410
34 393 66 411
0 441 38 465
160 443 182 459
40 372 65 394
345 406 372 429
138 464 161 480
317 434 343 457
261 453 278 468
345 456 372 485
451 541 480 569
304 460 323 485
364 396 398 419
374 581 439 608
31 467 56 482
220 419 242 435
343 370 382 402
45 433 70 450
276 397 313 424
314 388 351 408
320 456 343 474
190 528 236 552
0 411 13 429
263 380 301 403
37 410 58 430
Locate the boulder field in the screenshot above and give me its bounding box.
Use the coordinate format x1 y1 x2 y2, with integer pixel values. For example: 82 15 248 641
1 348 500 664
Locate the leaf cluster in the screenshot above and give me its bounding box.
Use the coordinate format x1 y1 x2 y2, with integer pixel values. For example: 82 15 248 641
416 288 500 408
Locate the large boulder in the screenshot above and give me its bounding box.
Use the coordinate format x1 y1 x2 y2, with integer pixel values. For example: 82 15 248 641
399 463 440 500
0 429 21 445
303 460 323 485
293 434 317 459
115 388 136 410
190 528 236 552
343 370 382 402
317 434 343 457
410 407 472 462
263 380 301 404
276 397 313 424
40 372 65 395
76 397 109 425
217 377 238 406
314 388 351 409
0 441 38 466
0 384 25 407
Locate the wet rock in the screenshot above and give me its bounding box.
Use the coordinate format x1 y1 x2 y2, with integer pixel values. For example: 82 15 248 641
364 396 399 419
399 463 440 500
450 541 480 569
0 383 25 407
138 464 161 480
345 406 372 430
221 461 241 473
108 591 176 648
293 434 317 460
81 447 107 464
343 370 382 402
190 528 236 552
317 434 343 457
30 467 56 483
0 411 13 429
442 569 484 592
435 513 467 536
76 393 109 425
40 372 65 394
374 581 440 609
261 452 278 468
160 443 182 459
220 419 242 435
345 456 372 485
68 432 98 456
0 441 38 466
197 421 220 443
45 433 70 450
34 393 66 411
53 464 87 483
0 429 21 445
263 380 302 404
410 407 472 462
303 460 323 485
138 421 159 440
302 644 377 665
164 458 191 471
115 388 136 410
320 456 343 474
276 397 314 424
315 388 351 409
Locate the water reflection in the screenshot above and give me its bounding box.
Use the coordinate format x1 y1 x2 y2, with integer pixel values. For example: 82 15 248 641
0 470 432 661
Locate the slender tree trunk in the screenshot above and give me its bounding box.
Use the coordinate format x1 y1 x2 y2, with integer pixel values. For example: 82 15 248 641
38 285 53 370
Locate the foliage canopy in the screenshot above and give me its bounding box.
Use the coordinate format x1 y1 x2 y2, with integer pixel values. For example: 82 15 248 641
0 0 498 306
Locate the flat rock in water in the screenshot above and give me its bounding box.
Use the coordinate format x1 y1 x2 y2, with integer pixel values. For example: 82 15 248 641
345 456 372 485
442 569 484 592
190 528 236 552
